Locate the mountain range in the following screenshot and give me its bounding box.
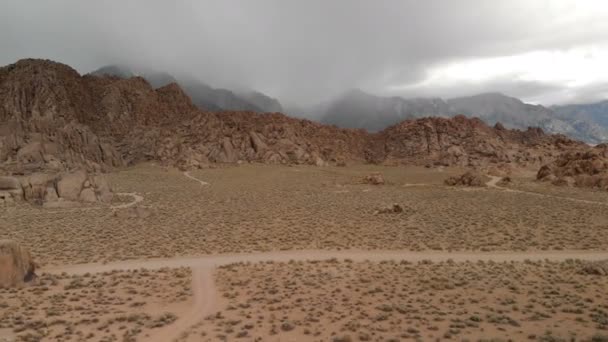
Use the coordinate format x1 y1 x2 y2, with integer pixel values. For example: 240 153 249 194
318 89 608 145
33 63 608 146
90 65 283 114
0 59 586 175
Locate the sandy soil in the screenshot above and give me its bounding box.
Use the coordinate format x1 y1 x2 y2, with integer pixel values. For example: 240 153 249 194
193 259 608 341
2 163 608 341
0 268 192 342
32 249 608 342
3 164 608 266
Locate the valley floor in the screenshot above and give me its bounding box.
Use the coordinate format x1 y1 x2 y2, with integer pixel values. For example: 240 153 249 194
2 163 608 341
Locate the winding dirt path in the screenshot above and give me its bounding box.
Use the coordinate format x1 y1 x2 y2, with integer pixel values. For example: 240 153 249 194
11 192 145 216
183 171 209 186
42 249 608 342
486 175 607 206
111 192 144 209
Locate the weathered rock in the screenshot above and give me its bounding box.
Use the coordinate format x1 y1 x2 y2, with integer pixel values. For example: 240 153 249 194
363 173 385 185
0 176 23 201
579 261 608 276
537 145 608 190
20 173 56 204
92 175 113 203
56 170 87 201
44 186 59 202
79 188 97 202
374 203 404 215
444 171 487 187
0 191 14 206
0 59 589 171
0 176 20 190
497 176 512 187
0 240 36 288
18 170 112 205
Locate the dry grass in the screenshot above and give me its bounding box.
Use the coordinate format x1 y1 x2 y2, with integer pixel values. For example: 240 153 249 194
0 267 191 341
188 259 608 341
2 163 608 266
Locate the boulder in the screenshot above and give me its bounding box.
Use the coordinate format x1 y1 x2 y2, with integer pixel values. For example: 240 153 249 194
374 203 404 215
0 176 21 191
20 173 56 204
92 175 113 203
0 191 14 206
579 261 608 276
363 173 385 185
0 240 36 288
56 169 87 201
0 176 23 201
79 188 97 202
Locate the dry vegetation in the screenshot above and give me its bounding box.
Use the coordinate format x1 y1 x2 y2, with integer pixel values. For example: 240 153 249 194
0 267 191 342
184 259 608 342
2 164 608 266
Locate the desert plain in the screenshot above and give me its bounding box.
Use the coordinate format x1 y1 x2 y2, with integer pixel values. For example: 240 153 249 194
2 163 608 341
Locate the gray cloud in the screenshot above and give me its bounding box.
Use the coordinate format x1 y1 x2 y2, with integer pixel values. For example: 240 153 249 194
1 0 608 106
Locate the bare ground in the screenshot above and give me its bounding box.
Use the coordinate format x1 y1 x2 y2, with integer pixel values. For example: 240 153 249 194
2 164 608 266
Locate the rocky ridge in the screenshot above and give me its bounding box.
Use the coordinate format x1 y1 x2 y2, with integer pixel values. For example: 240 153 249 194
0 59 589 174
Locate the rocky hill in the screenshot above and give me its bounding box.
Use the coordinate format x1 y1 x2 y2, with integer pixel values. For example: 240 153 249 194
537 144 608 190
0 59 588 174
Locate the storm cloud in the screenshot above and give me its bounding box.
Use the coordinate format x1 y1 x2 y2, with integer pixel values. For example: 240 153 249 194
2 0 608 106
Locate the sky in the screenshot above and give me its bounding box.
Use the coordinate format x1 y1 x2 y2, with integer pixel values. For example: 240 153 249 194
2 0 608 106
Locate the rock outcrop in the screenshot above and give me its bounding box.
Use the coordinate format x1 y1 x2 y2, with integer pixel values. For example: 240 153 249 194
537 144 608 190
15 170 113 206
378 115 582 168
0 240 36 288
0 59 589 173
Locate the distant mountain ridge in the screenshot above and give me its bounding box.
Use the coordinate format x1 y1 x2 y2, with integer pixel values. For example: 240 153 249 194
319 90 608 144
89 65 282 113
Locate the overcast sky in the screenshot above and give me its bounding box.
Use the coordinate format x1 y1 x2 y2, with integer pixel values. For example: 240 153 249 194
2 0 608 106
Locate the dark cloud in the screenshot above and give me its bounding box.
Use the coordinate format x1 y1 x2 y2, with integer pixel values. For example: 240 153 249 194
1 0 607 106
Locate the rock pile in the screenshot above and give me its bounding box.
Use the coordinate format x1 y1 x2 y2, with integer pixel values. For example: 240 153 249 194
537 144 608 190
1 170 112 206
444 171 488 187
363 173 385 185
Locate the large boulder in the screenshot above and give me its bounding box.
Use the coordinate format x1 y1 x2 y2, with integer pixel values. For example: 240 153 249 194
56 169 88 201
19 173 56 204
0 176 23 201
0 240 36 288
